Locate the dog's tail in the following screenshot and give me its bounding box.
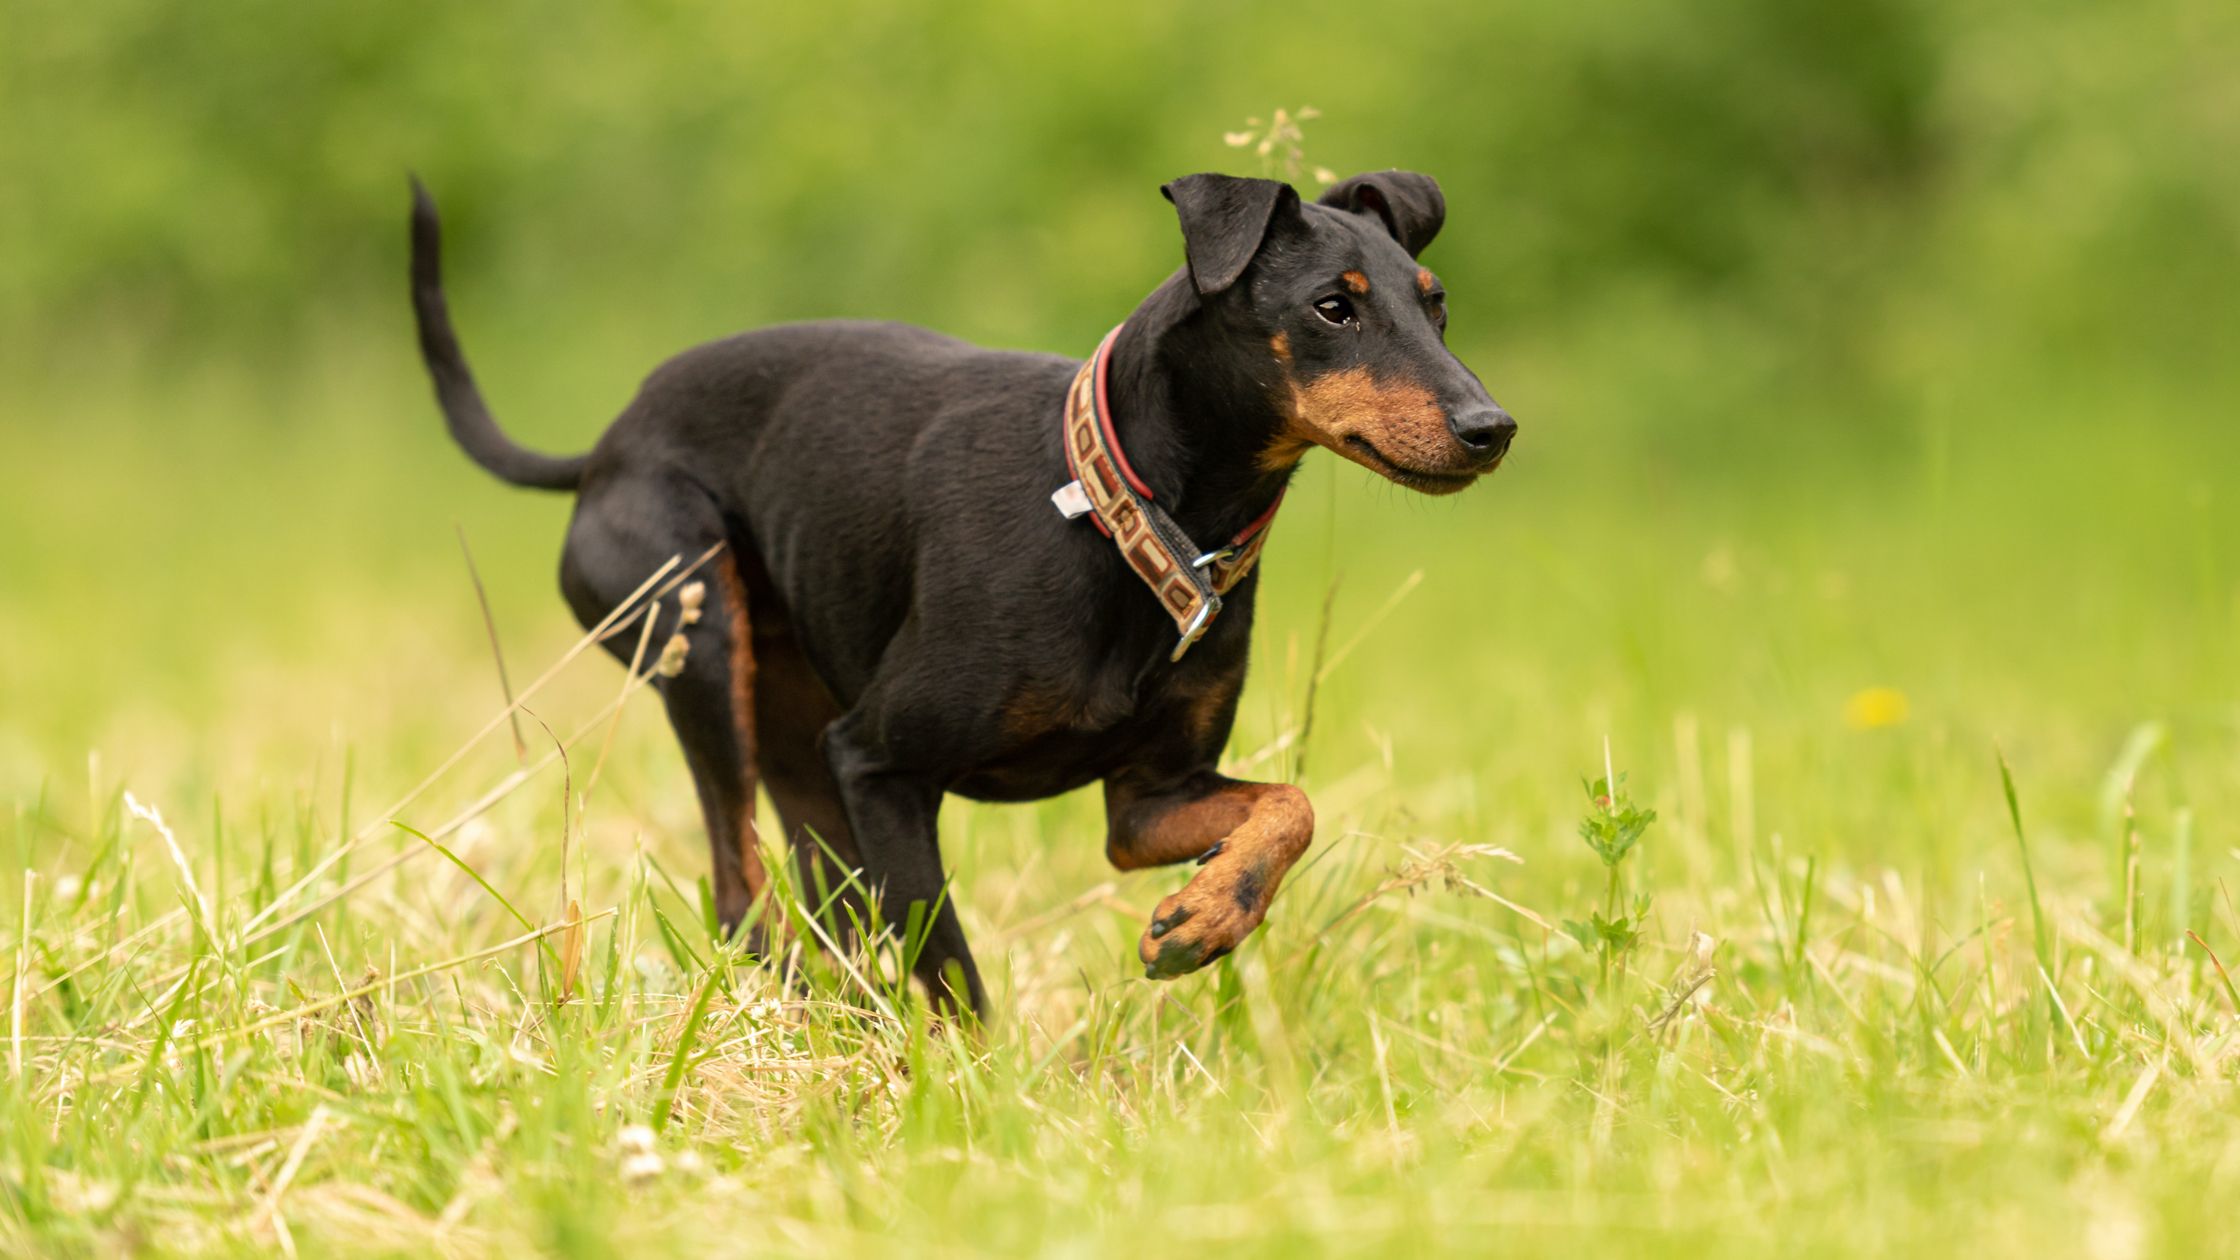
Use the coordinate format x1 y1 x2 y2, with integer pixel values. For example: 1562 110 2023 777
409 177 589 492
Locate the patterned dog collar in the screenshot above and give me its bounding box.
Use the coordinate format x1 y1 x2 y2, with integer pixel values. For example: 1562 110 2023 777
1051 325 1281 661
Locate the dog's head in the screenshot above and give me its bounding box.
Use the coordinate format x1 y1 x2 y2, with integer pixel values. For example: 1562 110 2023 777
1163 170 1513 496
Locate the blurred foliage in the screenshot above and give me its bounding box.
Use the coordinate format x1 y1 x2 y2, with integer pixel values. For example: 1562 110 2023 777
4 0 2235 442
1 0 2236 759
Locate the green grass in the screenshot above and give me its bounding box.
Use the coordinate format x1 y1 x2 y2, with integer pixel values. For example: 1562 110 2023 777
6 341 2237 1258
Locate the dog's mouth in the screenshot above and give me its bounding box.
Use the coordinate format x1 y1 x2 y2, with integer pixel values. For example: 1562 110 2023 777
1341 436 1485 496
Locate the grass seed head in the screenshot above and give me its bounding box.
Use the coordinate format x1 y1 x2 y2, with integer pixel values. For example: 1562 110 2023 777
654 634 692 677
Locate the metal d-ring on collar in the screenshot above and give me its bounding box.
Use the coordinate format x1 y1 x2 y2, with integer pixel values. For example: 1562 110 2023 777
1172 598 1219 660
1050 325 1283 662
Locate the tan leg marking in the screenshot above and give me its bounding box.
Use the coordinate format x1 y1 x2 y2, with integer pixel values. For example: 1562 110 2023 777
1113 781 1315 979
716 556 771 912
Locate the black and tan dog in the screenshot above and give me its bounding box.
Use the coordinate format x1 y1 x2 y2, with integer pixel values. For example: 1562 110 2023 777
409 170 1513 1016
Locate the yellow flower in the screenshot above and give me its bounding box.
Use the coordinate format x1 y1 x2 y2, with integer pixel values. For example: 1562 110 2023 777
1844 687 1910 729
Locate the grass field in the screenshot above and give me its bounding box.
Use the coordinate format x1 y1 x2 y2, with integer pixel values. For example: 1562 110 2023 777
4 313 2237 1257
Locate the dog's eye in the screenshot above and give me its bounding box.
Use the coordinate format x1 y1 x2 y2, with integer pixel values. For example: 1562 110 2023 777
1428 292 1448 330
1312 294 1356 326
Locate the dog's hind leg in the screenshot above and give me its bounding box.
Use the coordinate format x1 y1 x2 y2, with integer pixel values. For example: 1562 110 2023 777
743 589 868 945
561 481 771 943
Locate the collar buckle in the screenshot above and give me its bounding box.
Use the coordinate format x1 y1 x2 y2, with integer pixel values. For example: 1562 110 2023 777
1170 596 1221 662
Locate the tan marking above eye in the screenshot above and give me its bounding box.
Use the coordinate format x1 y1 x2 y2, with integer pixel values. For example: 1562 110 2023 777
1340 270 1370 295
1417 268 1436 295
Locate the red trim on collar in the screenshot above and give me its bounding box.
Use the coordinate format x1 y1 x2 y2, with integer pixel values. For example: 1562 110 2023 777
1090 327 1156 500
1233 494 1283 551
1085 324 1285 549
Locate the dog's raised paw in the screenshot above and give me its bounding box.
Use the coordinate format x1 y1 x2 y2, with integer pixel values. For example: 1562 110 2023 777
1137 855 1272 980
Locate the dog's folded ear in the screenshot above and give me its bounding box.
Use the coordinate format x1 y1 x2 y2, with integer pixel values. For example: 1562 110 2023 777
1319 171 1445 257
1162 174 1301 297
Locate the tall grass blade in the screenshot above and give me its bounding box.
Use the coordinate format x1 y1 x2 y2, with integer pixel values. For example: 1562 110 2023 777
651 959 725 1133
1995 747 2051 975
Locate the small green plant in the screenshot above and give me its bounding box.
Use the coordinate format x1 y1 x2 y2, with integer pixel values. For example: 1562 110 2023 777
1223 106 1338 185
1563 751 1657 981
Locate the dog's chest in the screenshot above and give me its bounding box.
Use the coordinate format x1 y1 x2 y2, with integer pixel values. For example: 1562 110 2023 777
951 665 1213 802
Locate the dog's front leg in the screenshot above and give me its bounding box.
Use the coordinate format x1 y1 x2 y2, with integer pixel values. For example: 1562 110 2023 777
1104 770 1315 979
824 718 988 1017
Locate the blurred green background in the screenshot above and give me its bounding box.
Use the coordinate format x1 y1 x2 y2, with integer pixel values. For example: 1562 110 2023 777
2 0 2235 852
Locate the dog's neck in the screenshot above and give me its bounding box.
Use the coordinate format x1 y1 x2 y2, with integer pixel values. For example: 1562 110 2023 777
1100 275 1296 548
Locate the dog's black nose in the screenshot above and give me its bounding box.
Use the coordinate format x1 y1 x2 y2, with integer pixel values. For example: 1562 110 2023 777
1449 406 1517 461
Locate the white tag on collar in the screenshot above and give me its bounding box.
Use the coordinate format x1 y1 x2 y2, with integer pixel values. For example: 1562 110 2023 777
1050 480 1093 520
